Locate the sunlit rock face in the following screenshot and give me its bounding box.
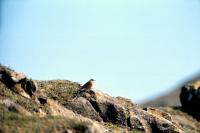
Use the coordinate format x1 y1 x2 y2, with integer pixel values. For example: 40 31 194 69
0 64 39 98
65 90 184 133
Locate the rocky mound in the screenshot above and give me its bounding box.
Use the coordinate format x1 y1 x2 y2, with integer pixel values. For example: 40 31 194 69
180 80 200 120
0 64 200 133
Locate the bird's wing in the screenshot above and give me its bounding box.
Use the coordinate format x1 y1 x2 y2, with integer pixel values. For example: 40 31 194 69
80 81 89 90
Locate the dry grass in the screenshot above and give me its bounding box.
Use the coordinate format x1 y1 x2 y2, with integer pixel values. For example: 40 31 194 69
1 78 200 133
0 111 89 133
0 81 40 113
162 107 200 133
36 80 80 104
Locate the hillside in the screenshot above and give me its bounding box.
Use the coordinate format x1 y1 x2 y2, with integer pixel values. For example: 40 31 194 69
142 74 200 107
142 89 181 107
0 64 200 133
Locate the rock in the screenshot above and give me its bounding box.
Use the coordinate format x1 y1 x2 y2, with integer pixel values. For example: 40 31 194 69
91 99 128 126
13 83 31 98
180 81 200 120
0 65 26 85
37 97 48 104
65 97 103 122
65 129 73 133
0 99 32 116
34 88 47 104
0 64 39 98
116 96 140 110
34 108 47 117
47 99 76 118
10 79 39 99
82 90 129 126
10 72 26 83
145 107 172 121
129 108 184 133
93 91 184 132
180 83 200 108
21 79 39 97
128 111 146 131
48 99 110 133
163 107 200 133
1 64 199 132
84 123 112 133
68 90 184 132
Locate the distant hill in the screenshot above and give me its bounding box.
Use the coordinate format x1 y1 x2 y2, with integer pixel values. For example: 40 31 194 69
142 88 181 107
142 73 200 107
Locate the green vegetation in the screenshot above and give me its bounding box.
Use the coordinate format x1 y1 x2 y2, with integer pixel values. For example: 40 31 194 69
1 69 200 133
0 111 89 133
36 80 80 104
0 81 40 113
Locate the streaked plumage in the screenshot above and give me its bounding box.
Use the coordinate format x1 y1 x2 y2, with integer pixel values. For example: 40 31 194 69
80 79 95 91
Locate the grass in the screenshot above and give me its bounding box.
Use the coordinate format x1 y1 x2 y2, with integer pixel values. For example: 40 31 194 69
162 107 200 133
0 80 81 113
0 111 90 133
1 78 200 133
36 80 80 104
104 122 145 133
0 80 91 133
0 81 41 113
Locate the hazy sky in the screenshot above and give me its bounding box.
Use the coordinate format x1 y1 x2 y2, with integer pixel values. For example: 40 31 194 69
1 0 200 102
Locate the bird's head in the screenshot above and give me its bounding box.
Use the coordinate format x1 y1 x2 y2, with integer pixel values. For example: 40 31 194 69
90 79 95 81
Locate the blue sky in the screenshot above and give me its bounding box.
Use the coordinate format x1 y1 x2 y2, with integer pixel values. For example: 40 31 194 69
1 0 200 103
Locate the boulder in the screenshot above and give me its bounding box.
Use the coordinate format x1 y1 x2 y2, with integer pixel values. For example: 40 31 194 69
0 64 38 98
10 72 26 83
48 99 110 133
65 97 103 122
129 108 184 133
47 99 76 118
82 90 129 126
180 81 200 120
67 90 184 132
96 100 128 126
21 79 39 97
128 111 146 131
0 99 32 116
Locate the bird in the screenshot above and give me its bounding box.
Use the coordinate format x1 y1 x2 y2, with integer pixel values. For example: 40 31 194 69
79 79 95 92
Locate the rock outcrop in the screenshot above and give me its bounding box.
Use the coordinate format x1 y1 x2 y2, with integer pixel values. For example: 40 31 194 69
0 64 200 133
0 64 38 98
0 99 32 116
180 80 200 120
66 90 183 133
